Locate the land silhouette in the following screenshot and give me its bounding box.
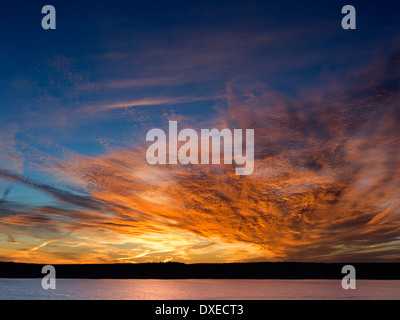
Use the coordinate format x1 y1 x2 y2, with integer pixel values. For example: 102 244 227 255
1 262 399 279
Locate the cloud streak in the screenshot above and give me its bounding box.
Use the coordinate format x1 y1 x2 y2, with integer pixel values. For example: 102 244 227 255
86 95 219 112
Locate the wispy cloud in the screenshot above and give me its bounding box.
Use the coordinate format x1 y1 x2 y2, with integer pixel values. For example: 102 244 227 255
31 240 57 251
80 76 188 90
84 95 220 112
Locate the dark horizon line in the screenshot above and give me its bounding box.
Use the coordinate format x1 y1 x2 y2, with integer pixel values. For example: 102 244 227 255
1 261 400 280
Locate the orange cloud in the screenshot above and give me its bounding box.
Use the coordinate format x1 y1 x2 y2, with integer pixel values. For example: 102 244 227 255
2 53 400 264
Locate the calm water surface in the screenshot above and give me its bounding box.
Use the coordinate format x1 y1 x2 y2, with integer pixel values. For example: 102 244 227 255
0 279 399 300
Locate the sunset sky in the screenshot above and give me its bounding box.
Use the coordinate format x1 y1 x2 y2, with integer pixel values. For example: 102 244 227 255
1 0 400 264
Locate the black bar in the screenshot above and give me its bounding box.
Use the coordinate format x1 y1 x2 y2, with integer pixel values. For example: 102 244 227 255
1 300 398 319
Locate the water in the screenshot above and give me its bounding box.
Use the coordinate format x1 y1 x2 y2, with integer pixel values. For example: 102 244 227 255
0 279 399 300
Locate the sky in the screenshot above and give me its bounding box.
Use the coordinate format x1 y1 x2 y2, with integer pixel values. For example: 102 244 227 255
1 0 400 264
